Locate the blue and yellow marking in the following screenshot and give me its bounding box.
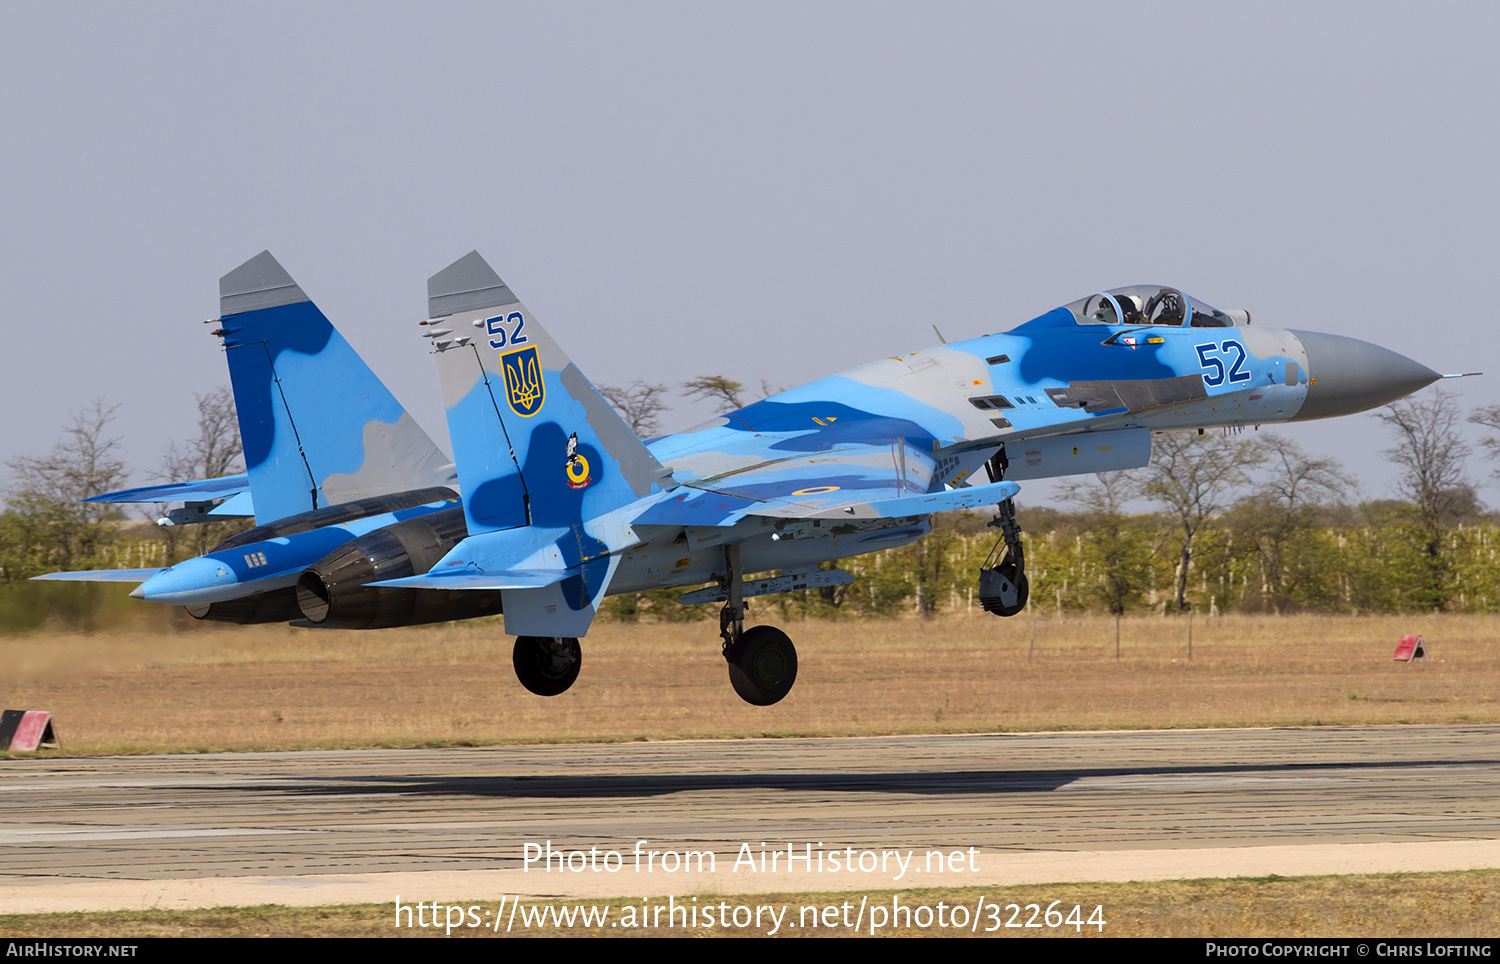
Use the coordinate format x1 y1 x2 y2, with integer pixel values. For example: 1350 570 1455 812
502 347 545 417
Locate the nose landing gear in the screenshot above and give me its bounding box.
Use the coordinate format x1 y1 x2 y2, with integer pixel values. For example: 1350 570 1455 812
979 497 1028 617
977 444 1027 618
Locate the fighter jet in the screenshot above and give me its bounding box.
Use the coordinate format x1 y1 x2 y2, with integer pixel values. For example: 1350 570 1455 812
39 254 1453 702
372 254 1450 705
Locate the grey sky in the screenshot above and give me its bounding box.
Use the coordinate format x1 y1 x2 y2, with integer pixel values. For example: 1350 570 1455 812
2 1 1496 510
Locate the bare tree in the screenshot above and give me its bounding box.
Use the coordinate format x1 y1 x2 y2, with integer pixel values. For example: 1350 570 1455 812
1378 390 1471 527
682 375 747 412
904 521 960 619
154 387 248 559
599 380 670 437
1468 403 1500 475
160 387 243 482
1233 433 1351 612
1377 389 1471 610
1141 430 1262 613
1061 468 1139 517
1061 470 1153 615
3 400 130 575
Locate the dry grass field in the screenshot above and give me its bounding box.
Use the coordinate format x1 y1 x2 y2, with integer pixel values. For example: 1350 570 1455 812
1 611 1495 753
4 872 1497 937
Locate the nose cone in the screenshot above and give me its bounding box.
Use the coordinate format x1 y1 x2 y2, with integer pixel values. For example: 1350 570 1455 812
136 557 239 604
1289 330 1440 421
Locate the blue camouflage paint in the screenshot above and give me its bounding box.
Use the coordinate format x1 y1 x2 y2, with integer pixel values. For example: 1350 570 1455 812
221 301 336 476
60 251 467 615
725 398 940 453
217 253 452 525
38 258 1451 701
40 254 1450 701
455 418 611 609
1001 329 1179 385
136 498 457 604
447 377 529 531
223 299 408 520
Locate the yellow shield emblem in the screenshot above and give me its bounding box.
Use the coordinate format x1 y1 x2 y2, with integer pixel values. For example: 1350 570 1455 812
501 347 544 417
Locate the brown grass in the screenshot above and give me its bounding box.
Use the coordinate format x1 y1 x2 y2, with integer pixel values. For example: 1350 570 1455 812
3 871 1497 937
1 612 1495 754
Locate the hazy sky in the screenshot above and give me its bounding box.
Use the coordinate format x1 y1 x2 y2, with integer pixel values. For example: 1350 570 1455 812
3 1 1496 511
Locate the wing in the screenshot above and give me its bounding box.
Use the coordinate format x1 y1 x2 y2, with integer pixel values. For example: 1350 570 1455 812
634 439 1020 528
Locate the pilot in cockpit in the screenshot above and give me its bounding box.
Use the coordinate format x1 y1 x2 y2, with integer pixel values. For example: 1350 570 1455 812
1144 288 1187 326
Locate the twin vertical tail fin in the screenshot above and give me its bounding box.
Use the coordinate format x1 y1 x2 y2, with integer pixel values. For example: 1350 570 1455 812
425 251 668 537
219 252 455 522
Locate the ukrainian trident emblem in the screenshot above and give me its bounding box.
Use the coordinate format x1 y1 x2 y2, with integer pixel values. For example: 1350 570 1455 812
501 347 545 417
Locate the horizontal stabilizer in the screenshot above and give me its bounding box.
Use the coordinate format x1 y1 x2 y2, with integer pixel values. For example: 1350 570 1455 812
31 568 164 584
209 490 255 517
84 475 249 505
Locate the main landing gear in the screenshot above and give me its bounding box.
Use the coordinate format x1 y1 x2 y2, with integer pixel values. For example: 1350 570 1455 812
978 448 1028 617
718 544 798 706
513 635 582 696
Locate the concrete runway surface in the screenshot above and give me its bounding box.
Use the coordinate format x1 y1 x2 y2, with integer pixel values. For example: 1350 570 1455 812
2 725 1498 913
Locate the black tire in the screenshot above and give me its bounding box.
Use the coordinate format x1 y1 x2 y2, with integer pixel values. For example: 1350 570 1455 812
992 573 1029 618
726 625 797 706
513 635 581 696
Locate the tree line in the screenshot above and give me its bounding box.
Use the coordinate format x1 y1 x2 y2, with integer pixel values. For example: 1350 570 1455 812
0 389 246 586
599 386 1500 620
3 379 1498 625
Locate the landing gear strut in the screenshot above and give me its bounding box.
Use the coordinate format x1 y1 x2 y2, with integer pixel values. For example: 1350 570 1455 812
718 544 797 705
978 447 1028 617
513 635 582 696
979 498 1028 617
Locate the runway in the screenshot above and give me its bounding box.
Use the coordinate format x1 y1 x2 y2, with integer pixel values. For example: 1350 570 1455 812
3 725 1498 913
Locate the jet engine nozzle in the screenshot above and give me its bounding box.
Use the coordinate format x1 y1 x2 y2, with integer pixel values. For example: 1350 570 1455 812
295 507 504 629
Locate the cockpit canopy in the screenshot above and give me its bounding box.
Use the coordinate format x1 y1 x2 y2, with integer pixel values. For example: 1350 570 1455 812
1063 286 1237 328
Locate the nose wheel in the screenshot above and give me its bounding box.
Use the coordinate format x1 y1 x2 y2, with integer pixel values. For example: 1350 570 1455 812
979 496 1028 617
513 635 582 696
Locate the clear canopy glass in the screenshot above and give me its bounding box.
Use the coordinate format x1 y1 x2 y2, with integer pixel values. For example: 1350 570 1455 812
1063 286 1235 328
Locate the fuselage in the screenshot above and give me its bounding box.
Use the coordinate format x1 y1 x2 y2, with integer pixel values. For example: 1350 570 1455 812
625 286 1438 594
658 292 1436 472
103 284 1443 626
